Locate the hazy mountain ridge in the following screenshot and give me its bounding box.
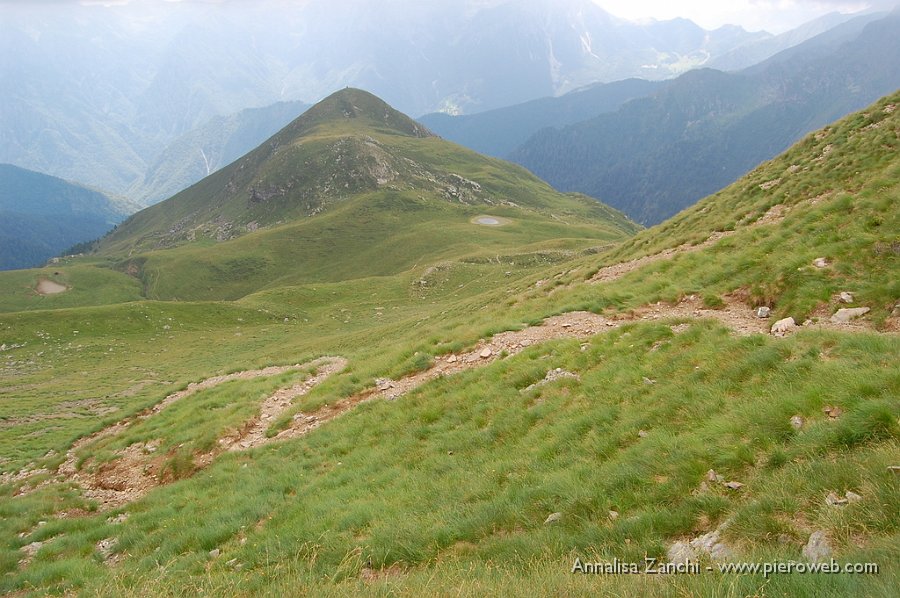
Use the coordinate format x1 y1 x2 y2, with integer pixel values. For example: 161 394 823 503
418 78 663 158
509 11 900 224
0 164 137 270
128 101 310 206
1 0 785 199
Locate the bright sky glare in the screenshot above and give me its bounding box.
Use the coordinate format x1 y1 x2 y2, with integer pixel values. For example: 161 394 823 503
595 0 897 33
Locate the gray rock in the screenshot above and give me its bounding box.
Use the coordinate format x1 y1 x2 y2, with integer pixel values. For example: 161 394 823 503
375 378 395 391
771 317 796 336
830 307 870 324
209 548 220 558
755 306 771 318
608 510 619 521
802 531 831 563
790 415 804 430
446 354 458 363
813 257 829 268
544 512 562 525
724 481 744 490
690 530 734 561
838 292 854 304
826 492 848 506
638 429 649 438
479 347 493 359
642 377 656 385
706 469 724 483
667 541 696 565
845 491 863 503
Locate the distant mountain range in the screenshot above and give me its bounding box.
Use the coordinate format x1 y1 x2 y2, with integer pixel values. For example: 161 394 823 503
0 164 137 270
507 11 900 224
128 101 310 206
419 78 664 158
1 0 852 201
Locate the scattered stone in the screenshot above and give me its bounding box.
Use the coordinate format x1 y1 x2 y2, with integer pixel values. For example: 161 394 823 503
789 415 804 430
523 368 580 392
724 481 744 490
544 512 562 525
479 347 493 359
826 492 848 506
823 406 843 419
667 541 695 565
838 292 854 304
21 541 43 558
226 558 239 567
642 377 656 385
755 306 771 319
97 538 118 560
107 513 129 525
638 430 649 438
812 257 829 268
447 354 458 363
706 469 723 483
845 491 863 503
375 378 395 391
209 548 220 558
771 317 796 336
690 530 734 561
669 528 734 564
608 510 619 521
830 307 870 324
802 531 831 563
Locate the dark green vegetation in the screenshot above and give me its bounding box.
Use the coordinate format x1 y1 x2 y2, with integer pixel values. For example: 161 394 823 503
0 90 897 596
510 12 900 225
419 78 662 158
0 165 137 271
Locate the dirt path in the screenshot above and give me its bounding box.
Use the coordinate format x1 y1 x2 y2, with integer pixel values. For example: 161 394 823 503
12 269 888 512
47 357 345 510
588 197 802 285
590 231 734 284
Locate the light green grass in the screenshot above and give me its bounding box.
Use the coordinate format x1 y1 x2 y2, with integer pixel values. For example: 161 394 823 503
0 91 897 596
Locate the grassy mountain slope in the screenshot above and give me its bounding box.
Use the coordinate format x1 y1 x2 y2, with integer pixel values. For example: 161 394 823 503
0 165 138 270
0 93 896 597
86 88 637 301
511 11 900 225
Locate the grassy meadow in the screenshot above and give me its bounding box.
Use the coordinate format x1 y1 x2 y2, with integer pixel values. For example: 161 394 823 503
0 92 897 595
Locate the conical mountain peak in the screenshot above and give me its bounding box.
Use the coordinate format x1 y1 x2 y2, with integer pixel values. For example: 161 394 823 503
276 88 433 142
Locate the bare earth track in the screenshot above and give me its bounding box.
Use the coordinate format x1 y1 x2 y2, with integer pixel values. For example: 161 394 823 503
6 206 894 513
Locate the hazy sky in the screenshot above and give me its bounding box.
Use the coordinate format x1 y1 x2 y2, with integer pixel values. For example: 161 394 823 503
595 0 898 33
3 0 899 35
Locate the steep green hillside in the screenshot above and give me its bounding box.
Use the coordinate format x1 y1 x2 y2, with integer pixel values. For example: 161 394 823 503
0 92 896 597
0 165 138 270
